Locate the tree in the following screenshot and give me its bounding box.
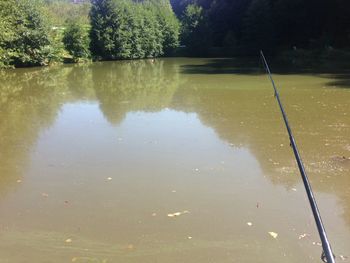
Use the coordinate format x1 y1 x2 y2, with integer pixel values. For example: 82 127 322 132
170 0 213 17
0 0 55 67
147 0 180 54
181 3 211 54
0 0 18 67
63 20 91 61
90 0 179 60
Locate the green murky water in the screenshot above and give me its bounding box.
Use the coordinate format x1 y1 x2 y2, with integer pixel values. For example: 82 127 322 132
0 58 349 263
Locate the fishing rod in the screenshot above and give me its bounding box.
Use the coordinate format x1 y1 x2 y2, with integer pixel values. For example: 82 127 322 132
260 51 336 263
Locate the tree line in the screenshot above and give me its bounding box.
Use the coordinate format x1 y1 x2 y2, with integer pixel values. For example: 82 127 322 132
1 0 349 68
177 0 350 55
0 0 180 68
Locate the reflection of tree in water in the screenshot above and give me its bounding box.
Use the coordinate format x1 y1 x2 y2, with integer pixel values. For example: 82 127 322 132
64 64 95 101
91 60 180 125
0 60 181 195
0 66 73 195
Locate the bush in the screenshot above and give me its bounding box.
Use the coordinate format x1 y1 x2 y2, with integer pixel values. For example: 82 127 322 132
63 21 91 61
0 0 56 67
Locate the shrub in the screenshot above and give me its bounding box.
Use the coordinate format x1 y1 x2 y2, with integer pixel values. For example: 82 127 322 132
63 21 91 61
0 0 55 67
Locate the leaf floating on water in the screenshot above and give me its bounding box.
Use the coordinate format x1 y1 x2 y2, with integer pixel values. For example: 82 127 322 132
298 233 310 240
16 179 22 183
126 244 134 250
107 177 112 181
247 222 253 226
339 255 348 261
291 188 297 192
188 236 193 240
268 232 278 239
65 238 72 243
151 213 157 217
167 210 190 218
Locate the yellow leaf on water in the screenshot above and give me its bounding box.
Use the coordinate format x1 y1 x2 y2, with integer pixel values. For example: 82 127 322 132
167 210 190 218
127 244 134 250
268 232 278 239
65 238 72 243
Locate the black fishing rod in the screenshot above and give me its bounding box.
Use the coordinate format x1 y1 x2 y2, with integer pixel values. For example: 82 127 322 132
260 51 335 263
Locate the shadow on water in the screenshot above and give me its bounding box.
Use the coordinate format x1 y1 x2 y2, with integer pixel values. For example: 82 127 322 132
181 58 350 88
322 74 350 88
180 58 263 75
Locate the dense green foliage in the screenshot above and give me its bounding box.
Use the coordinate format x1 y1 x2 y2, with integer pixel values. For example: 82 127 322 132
0 0 56 67
63 21 91 61
150 0 180 54
1 0 349 67
90 0 180 59
0 0 179 68
173 0 350 54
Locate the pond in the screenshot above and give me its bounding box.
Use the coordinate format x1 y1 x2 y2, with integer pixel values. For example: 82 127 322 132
0 58 349 262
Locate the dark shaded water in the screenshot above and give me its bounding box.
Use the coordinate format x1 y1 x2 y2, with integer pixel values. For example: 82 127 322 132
0 58 349 262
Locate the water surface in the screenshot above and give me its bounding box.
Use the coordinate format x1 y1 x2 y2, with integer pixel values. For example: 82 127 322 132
0 58 349 262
